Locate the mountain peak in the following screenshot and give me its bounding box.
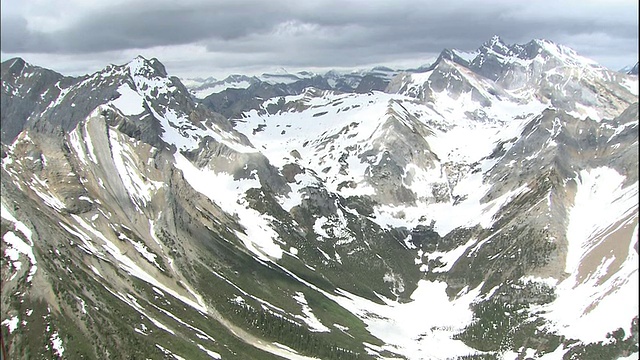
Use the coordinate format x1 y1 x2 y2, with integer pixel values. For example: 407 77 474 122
1 57 46 77
530 38 600 68
3 57 27 70
530 38 563 54
267 67 290 76
529 38 569 55
126 55 168 78
481 35 510 54
487 35 505 46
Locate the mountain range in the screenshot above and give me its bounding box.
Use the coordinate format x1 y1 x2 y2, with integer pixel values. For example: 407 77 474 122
1 36 638 360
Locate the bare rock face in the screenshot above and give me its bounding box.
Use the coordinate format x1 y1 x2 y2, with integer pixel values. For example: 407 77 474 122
1 58 72 143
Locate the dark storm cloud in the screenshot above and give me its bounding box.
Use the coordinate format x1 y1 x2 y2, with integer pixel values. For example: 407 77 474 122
1 0 638 73
0 16 50 53
2 1 286 53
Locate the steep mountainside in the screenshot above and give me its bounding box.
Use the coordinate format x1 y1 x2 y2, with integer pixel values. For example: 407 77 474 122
1 38 638 360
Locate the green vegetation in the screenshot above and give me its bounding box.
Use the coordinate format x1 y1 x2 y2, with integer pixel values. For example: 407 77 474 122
222 299 364 359
456 280 560 355
457 281 639 359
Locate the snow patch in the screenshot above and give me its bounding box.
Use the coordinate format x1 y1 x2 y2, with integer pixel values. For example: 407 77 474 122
109 130 163 211
174 153 283 260
50 331 65 357
2 316 19 334
620 77 638 96
331 280 483 359
539 167 639 343
292 292 330 332
427 238 476 273
197 344 222 359
110 84 145 115
1 204 37 282
71 215 208 313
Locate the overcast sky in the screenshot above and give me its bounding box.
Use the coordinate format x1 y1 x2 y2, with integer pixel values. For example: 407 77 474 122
1 0 638 79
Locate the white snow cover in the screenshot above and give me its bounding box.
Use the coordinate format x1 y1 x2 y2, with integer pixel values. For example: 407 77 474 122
82 120 101 164
537 167 639 343
29 174 66 211
425 238 476 273
621 77 638 96
235 91 407 197
68 125 89 165
313 217 329 239
155 344 183 359
58 222 103 257
117 232 161 269
105 289 176 336
312 210 355 246
110 84 146 115
76 296 87 314
236 82 545 236
568 102 601 121
125 57 257 154
333 281 483 359
180 77 216 89
537 344 569 359
3 232 37 282
67 214 208 313
259 70 309 85
452 49 479 62
371 173 529 237
270 260 484 359
1 202 37 282
1 316 19 334
535 39 601 68
197 344 222 359
501 348 540 360
190 80 253 98
366 87 541 234
50 331 65 357
273 342 299 354
108 130 163 211
2 202 32 240
278 170 320 212
406 70 434 90
174 153 283 260
565 168 637 273
292 292 330 332
148 302 216 342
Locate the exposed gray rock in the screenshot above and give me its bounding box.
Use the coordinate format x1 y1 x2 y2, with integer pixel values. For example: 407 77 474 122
1 58 73 143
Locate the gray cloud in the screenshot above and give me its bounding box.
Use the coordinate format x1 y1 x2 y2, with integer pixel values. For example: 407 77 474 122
1 0 637 75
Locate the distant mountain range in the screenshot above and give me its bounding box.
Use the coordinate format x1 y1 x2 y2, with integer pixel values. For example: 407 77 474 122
181 65 429 100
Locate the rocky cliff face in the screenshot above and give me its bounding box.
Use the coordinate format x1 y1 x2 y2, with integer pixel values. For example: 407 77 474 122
1 37 638 360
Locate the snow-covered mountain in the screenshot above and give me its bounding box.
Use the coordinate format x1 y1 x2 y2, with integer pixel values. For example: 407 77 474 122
1 37 638 360
184 74 259 99
181 65 429 102
181 70 321 100
191 65 434 121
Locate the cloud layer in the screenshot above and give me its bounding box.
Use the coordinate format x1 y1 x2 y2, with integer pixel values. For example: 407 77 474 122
1 0 638 77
